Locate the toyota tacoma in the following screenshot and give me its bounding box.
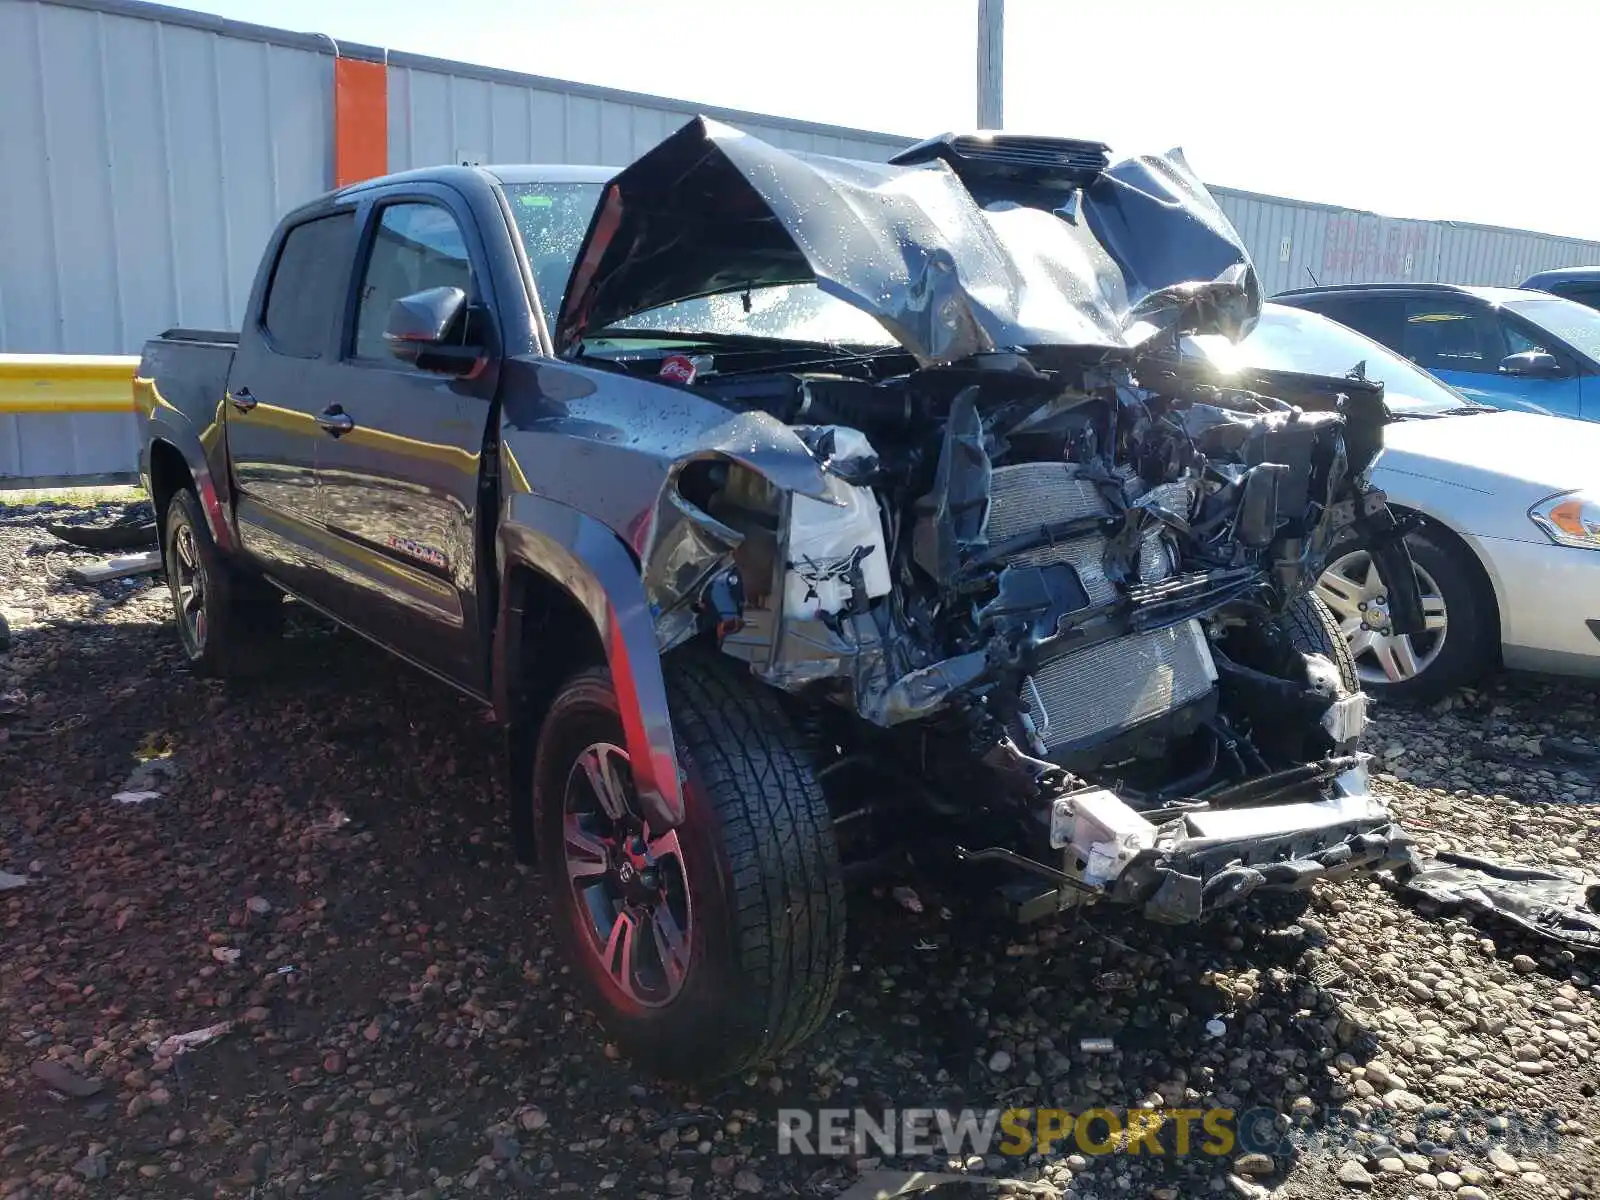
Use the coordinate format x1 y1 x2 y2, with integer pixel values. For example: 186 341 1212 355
134 118 1421 1079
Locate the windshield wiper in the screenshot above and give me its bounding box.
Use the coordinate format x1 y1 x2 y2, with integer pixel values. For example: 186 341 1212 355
1437 403 1499 415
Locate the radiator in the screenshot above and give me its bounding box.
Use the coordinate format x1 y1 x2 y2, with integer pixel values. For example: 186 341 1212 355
1020 621 1217 754
987 463 1213 753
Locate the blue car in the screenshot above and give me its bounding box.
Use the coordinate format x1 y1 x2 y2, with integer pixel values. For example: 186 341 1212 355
1274 282 1600 420
1521 266 1600 313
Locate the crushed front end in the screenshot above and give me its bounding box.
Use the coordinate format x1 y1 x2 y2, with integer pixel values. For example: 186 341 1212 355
556 120 1424 923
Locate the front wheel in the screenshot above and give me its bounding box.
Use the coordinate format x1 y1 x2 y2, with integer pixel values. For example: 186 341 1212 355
1315 529 1494 705
531 654 846 1080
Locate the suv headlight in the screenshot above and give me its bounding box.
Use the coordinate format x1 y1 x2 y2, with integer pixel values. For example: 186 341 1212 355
1529 489 1600 550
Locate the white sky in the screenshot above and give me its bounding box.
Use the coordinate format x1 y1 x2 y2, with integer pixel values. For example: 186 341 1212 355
185 0 1600 240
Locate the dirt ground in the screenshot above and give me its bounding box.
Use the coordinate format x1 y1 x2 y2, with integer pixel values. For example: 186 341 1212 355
2 498 1597 1200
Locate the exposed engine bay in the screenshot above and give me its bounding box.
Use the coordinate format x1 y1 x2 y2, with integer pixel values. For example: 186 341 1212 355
553 121 1429 923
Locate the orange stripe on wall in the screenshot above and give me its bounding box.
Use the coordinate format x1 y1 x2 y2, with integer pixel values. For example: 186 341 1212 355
334 58 388 188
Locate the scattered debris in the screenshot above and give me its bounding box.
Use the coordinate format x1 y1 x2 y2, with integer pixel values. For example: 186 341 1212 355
1079 1037 1116 1054
1205 1019 1227 1038
151 1021 235 1060
0 870 32 890
891 885 924 914
46 503 158 552
211 946 241 965
913 938 939 952
246 895 272 915
31 1059 103 1098
1394 850 1600 951
110 754 179 804
66 549 163 586
0 690 24 718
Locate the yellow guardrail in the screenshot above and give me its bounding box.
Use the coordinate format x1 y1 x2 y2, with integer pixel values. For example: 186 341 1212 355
0 355 140 415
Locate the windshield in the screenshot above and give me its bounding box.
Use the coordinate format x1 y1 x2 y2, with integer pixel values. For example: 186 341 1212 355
1504 296 1600 363
503 182 605 319
1186 304 1469 414
502 180 894 348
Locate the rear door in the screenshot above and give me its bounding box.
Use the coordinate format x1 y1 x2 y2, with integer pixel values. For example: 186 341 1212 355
226 209 358 593
310 186 501 693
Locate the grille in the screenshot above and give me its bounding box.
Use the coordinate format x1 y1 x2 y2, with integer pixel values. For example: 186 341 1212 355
1019 620 1217 754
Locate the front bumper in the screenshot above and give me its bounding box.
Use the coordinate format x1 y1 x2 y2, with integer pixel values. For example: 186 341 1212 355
1022 762 1409 924
1475 533 1600 678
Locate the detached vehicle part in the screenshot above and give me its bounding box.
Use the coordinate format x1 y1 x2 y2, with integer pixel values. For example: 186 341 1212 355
136 117 1419 1081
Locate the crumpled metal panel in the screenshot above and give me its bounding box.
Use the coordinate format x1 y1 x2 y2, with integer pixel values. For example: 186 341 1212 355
555 117 1262 365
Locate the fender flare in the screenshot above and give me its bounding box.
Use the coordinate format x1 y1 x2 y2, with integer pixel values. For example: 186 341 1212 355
136 380 237 553
493 492 685 831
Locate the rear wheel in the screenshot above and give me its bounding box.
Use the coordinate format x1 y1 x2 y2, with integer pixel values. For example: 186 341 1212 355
163 489 281 678
1315 529 1494 705
531 653 845 1080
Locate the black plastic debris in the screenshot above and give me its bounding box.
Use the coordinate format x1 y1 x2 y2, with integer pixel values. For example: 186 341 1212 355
46 499 157 552
1393 850 1600 952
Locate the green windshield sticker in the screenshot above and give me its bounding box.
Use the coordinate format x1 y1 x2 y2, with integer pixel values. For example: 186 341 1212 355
519 194 554 207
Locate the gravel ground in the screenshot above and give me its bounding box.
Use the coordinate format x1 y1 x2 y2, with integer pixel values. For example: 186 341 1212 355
2 498 1598 1200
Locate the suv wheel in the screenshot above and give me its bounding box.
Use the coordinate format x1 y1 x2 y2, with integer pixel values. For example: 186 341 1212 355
531 654 845 1080
163 488 282 678
1315 529 1492 705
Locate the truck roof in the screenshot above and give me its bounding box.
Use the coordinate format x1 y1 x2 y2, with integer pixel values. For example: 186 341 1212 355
330 163 616 202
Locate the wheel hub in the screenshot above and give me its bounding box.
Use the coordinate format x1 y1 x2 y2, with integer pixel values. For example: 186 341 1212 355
1315 550 1448 685
560 742 693 1008
170 522 208 650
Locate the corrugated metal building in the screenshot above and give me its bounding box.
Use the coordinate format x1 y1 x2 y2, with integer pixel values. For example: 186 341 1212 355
5 0 1600 483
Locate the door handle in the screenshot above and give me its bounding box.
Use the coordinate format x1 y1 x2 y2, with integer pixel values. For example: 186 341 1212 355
316 406 356 437
229 387 257 413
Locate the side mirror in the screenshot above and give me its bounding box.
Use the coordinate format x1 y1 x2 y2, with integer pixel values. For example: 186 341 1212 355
383 286 481 374
1498 349 1565 379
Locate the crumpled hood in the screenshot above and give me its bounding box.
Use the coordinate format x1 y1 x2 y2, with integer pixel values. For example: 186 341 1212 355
554 117 1262 366
1380 409 1600 498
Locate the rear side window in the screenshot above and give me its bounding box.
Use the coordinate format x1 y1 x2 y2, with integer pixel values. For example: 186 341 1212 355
261 212 357 359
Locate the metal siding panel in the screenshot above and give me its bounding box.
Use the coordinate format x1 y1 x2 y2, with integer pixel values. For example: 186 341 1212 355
0 2 64 352
598 101 633 166
161 22 232 332
566 94 602 164
388 65 413 171
36 3 121 353
528 90 570 162
403 69 456 169
490 82 532 162
450 74 493 163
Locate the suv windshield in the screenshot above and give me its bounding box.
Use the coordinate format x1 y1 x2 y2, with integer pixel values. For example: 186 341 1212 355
1186 304 1469 414
1503 297 1600 363
502 180 895 348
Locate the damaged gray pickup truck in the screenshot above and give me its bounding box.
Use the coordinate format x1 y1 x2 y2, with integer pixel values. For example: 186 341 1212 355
135 118 1424 1080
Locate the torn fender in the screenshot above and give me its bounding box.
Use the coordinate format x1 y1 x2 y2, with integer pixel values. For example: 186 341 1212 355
495 493 686 831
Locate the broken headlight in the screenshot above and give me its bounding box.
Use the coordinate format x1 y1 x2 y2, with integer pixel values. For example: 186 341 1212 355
1529 489 1600 551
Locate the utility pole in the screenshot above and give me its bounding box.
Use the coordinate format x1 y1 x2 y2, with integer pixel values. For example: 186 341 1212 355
977 0 1004 129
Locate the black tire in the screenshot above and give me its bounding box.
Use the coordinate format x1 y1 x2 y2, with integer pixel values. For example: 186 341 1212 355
1373 530 1496 706
163 488 281 678
1283 590 1361 738
531 654 846 1080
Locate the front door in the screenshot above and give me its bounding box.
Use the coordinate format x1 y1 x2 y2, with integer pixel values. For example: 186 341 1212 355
1398 296 1584 418
226 209 359 596
311 191 499 693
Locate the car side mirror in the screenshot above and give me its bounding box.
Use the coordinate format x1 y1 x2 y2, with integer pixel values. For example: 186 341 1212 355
1498 349 1565 379
383 286 481 374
